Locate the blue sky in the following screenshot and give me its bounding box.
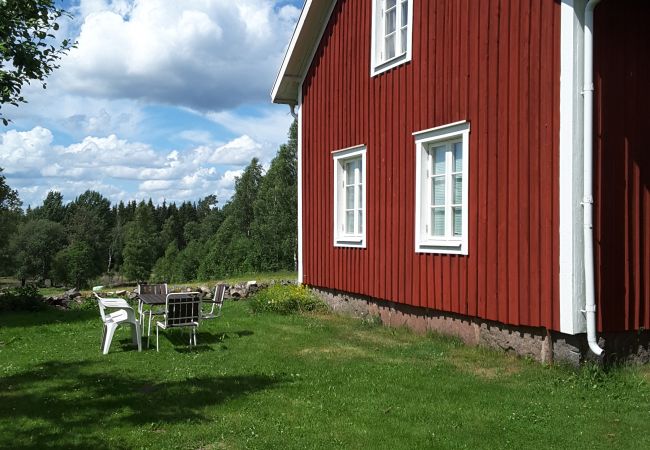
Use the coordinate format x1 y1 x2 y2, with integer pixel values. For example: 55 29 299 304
0 0 304 207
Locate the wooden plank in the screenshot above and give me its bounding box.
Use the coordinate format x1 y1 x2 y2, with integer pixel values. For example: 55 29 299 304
485 0 500 322
518 0 531 325
506 0 520 325
497 0 510 323
477 0 490 319
539 0 554 329
466 0 480 318
551 1 561 331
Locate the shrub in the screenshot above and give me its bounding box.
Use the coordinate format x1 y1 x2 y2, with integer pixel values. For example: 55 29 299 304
249 284 327 315
69 294 98 312
0 285 46 312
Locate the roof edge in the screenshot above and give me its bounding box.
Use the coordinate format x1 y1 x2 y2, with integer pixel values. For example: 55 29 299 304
271 0 336 105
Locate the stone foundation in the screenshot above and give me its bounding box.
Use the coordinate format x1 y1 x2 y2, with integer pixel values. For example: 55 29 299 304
312 287 650 366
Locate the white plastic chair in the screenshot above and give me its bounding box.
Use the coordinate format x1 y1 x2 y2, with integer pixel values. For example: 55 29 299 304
93 286 142 355
202 284 226 320
156 292 202 351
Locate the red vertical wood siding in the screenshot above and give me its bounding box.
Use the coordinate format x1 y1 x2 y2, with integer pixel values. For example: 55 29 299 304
301 0 561 330
594 0 650 332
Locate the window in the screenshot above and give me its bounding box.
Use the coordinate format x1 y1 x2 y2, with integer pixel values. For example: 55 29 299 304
371 0 413 76
414 121 470 254
333 145 367 248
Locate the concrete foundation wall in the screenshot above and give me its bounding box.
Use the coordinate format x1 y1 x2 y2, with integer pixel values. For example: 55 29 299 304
312 287 650 366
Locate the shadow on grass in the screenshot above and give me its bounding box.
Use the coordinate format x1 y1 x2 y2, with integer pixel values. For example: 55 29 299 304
0 359 287 449
0 308 97 329
145 329 255 352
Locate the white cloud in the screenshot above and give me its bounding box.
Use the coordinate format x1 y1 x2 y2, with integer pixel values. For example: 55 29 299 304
0 126 266 207
207 107 294 146
57 0 300 112
192 135 264 166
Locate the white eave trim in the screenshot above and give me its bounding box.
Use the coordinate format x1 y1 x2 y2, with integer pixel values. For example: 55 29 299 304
271 0 337 105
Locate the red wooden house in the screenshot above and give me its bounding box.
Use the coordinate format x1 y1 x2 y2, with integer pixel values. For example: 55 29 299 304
272 0 649 363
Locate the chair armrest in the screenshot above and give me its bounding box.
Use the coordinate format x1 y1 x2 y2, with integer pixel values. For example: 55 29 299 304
99 298 131 309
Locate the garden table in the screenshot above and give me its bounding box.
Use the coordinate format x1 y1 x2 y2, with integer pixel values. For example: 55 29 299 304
137 293 167 324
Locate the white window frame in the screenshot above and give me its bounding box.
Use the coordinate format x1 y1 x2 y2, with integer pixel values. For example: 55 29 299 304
332 145 367 248
413 121 470 255
370 0 413 77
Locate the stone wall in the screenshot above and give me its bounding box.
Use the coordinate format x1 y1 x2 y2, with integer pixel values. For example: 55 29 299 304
312 287 650 366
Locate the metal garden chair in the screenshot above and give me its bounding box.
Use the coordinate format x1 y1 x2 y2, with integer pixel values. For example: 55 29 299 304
155 292 202 351
202 283 226 320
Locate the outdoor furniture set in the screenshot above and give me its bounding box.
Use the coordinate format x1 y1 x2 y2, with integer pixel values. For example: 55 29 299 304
93 283 226 354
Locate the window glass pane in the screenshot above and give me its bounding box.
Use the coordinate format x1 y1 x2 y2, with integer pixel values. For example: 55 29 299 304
453 142 463 172
453 207 462 236
386 0 396 10
432 177 445 206
433 146 446 174
346 186 354 209
400 28 407 54
431 208 445 236
346 211 354 233
453 174 462 204
401 1 408 25
357 185 363 209
358 211 363 234
345 161 355 185
385 34 395 60
385 9 396 34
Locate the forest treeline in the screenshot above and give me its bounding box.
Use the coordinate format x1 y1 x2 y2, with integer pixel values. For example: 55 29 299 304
0 121 297 287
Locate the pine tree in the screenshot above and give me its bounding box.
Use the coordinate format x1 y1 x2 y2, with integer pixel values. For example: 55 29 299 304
121 201 158 281
251 121 297 271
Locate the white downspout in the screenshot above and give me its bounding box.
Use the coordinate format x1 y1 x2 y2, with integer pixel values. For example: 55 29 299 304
583 0 604 356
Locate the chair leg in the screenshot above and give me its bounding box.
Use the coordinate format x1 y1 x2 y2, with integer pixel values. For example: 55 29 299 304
101 324 107 351
193 328 197 346
103 323 117 355
156 326 159 352
132 323 142 351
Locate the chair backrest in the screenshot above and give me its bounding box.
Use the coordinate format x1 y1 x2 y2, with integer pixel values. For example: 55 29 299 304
93 286 108 321
209 284 227 314
138 283 168 296
164 292 201 328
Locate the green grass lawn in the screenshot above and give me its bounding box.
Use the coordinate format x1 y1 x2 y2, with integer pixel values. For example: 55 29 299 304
1 300 648 449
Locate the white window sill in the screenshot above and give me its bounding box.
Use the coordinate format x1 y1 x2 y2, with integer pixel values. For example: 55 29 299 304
371 52 411 77
334 236 366 248
416 239 466 255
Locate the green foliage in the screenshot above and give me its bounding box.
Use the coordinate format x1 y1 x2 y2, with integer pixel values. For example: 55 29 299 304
0 0 75 125
198 157 263 280
65 190 113 277
150 242 179 282
52 241 94 288
9 219 66 281
249 283 326 315
121 202 158 281
27 190 65 222
0 284 45 311
251 121 297 272
68 294 97 312
0 168 22 273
